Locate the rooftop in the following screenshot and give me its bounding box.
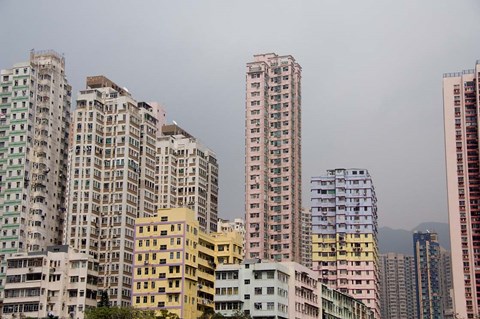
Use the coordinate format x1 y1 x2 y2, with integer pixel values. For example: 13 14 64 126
86 75 130 96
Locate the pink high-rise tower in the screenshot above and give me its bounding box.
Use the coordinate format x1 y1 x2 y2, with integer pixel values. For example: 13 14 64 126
245 53 302 263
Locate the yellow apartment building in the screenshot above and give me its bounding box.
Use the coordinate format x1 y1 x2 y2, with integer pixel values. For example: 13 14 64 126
132 208 243 319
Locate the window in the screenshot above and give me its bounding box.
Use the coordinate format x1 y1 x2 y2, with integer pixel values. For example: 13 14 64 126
244 294 250 300
244 279 250 284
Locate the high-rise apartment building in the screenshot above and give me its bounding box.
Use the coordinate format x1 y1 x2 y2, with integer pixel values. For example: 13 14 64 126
245 53 302 262
301 207 312 269
439 247 455 319
0 50 71 294
379 253 417 319
66 76 159 306
311 168 380 318
156 124 219 232
132 208 243 319
413 232 442 319
443 64 480 318
147 102 166 138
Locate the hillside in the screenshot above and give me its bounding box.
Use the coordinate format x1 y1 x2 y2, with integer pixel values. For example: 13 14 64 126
378 222 450 255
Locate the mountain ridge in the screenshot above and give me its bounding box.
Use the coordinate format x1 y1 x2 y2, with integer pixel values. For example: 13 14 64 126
378 222 450 255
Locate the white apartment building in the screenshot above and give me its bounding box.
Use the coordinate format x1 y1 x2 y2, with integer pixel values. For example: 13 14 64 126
2 245 99 319
0 50 71 295
156 124 219 232
66 76 159 306
214 259 319 319
218 218 245 234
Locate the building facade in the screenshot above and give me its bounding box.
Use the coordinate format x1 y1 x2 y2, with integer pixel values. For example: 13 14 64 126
133 208 243 319
2 245 98 319
218 218 246 257
66 76 159 306
379 253 417 319
214 259 373 319
214 259 319 319
439 247 454 319
245 53 302 263
311 168 380 318
301 208 312 269
156 124 219 233
443 64 480 318
413 232 442 319
320 284 374 319
0 50 71 295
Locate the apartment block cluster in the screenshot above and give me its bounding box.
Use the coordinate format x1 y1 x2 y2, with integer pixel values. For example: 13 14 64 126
0 50 385 319
378 232 454 319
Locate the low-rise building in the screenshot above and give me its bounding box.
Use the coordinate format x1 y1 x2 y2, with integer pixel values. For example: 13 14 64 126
214 259 373 319
132 208 243 319
2 245 99 319
214 260 293 318
217 218 246 257
321 284 374 319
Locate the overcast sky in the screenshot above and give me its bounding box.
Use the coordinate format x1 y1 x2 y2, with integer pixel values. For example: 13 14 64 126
2 0 479 230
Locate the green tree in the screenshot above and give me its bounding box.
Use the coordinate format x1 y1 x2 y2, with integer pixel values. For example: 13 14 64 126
230 310 251 319
97 291 110 308
155 309 180 319
211 312 225 319
199 307 215 319
85 306 156 319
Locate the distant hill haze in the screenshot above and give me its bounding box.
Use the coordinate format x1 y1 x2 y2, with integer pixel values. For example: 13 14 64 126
378 222 450 254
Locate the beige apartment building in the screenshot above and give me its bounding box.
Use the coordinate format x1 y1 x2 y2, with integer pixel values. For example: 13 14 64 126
2 245 99 319
444 63 480 318
379 253 417 319
245 53 302 263
0 50 71 296
66 76 159 306
156 124 219 233
301 208 312 269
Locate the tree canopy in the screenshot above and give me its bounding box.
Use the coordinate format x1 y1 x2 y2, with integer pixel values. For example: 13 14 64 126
85 306 156 319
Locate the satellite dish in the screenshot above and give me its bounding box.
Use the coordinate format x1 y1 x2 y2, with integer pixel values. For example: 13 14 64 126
172 120 178 125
